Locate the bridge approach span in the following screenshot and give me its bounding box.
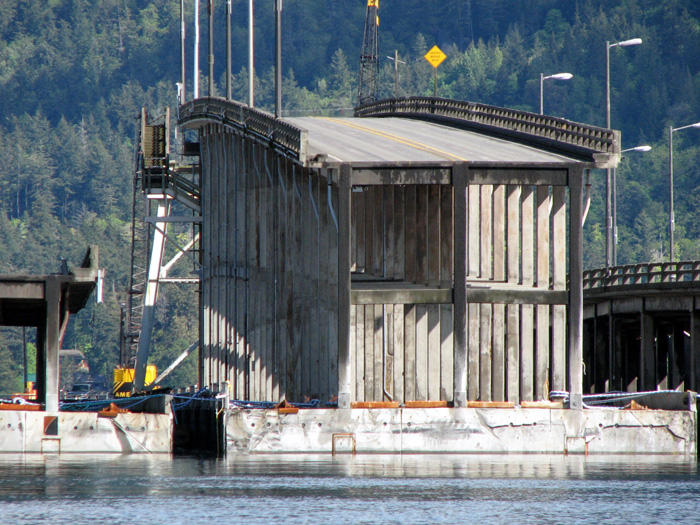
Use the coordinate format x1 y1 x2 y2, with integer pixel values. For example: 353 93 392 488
179 96 620 408
583 261 700 395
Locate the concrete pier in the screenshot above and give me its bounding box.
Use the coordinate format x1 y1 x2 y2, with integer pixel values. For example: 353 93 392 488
0 409 172 454
226 397 696 456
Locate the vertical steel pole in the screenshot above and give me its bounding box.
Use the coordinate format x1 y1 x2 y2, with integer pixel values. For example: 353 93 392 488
227 0 232 100
275 0 283 118
181 0 186 102
605 42 612 271
605 42 611 129
669 125 674 261
208 0 214 96
539 73 544 115
249 0 255 106
194 0 200 99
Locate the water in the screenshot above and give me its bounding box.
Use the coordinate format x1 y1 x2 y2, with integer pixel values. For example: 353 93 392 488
0 453 698 524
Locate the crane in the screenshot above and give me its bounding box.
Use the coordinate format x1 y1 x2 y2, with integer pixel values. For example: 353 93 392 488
358 0 379 106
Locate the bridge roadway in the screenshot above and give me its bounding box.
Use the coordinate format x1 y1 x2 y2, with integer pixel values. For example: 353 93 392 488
583 262 700 395
284 116 578 166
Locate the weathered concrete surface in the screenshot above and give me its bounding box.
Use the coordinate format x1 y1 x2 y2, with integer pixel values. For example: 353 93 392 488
226 407 696 455
0 411 172 453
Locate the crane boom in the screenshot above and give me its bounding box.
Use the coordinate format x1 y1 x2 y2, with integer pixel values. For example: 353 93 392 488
358 0 379 106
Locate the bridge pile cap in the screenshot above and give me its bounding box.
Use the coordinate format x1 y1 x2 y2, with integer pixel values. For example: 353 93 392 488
0 246 99 326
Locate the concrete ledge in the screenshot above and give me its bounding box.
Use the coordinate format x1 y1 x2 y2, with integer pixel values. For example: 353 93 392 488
0 411 173 453
226 407 696 455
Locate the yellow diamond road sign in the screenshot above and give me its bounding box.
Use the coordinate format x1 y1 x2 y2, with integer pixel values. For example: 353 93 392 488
424 45 446 68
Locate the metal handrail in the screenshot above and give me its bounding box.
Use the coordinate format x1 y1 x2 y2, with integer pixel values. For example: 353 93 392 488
355 97 620 168
583 261 700 290
178 97 308 163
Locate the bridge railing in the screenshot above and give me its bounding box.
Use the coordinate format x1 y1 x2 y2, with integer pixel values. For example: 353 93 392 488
355 97 620 168
583 261 700 289
178 97 308 162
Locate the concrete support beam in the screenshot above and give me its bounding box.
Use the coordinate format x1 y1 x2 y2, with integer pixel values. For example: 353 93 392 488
44 278 62 415
568 167 584 409
452 164 468 407
337 164 352 408
691 305 699 392
640 308 655 391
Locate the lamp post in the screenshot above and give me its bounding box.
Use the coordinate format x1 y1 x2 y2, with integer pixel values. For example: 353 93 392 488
612 145 652 265
274 0 282 118
605 37 642 269
539 72 573 115
249 0 254 107
668 121 700 261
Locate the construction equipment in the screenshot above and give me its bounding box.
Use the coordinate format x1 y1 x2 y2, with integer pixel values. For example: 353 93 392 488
358 0 379 106
113 365 158 397
120 108 201 393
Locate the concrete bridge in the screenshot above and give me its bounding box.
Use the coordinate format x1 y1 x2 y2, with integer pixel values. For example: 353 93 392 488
175 95 622 408
583 261 700 394
126 95 700 456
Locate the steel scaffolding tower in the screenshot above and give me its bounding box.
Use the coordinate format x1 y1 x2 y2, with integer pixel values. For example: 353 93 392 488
123 108 201 392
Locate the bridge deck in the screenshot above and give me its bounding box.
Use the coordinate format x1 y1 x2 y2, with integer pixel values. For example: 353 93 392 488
284 116 578 166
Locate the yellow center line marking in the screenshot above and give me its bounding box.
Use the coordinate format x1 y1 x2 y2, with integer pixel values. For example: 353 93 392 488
320 117 468 161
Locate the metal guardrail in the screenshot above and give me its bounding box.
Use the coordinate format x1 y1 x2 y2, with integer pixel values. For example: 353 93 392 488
583 261 700 290
355 97 620 167
178 97 308 162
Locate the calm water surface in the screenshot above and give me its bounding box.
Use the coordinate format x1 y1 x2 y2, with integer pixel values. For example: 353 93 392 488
0 453 698 524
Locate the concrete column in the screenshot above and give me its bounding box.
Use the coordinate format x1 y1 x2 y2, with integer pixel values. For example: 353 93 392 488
452 164 468 407
568 167 584 409
337 164 352 408
608 310 614 391
690 305 699 392
45 277 62 414
35 323 46 407
640 308 655 391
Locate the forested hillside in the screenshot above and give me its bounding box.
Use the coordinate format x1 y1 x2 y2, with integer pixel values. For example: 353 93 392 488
0 0 698 393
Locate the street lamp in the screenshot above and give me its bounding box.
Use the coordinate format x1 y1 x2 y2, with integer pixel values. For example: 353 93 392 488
668 121 700 261
605 37 642 269
539 72 573 114
622 145 652 153
612 145 652 265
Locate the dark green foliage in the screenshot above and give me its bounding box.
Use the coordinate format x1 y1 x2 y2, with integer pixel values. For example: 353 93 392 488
0 0 698 393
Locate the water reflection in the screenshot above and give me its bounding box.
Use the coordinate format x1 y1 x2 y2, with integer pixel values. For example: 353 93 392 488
224 452 698 479
0 453 697 524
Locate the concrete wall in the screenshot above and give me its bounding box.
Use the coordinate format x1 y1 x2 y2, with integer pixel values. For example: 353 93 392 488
198 124 583 406
0 411 172 453
200 125 339 402
226 406 696 455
